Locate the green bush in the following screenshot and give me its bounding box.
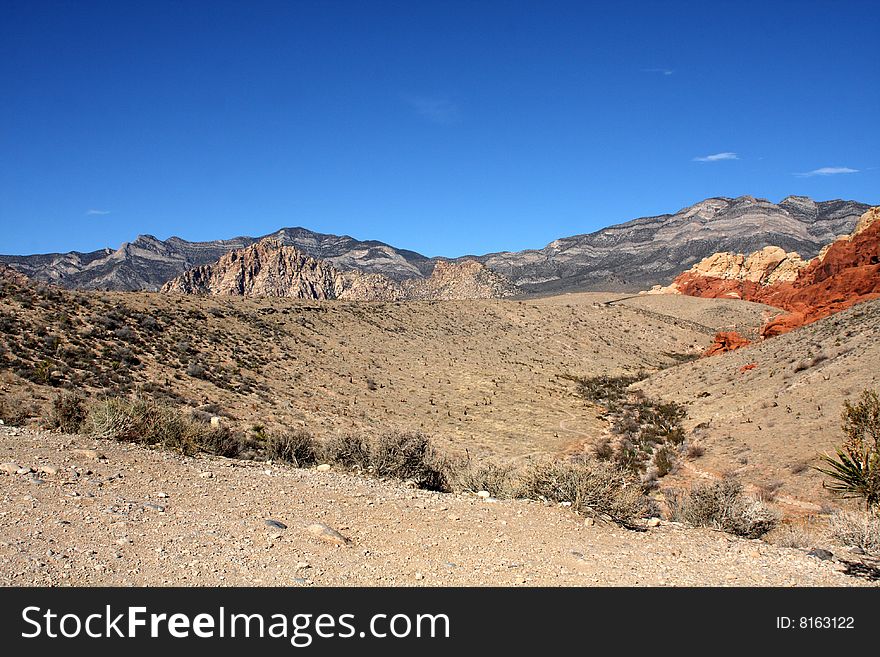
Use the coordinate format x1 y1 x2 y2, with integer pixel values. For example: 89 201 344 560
815 389 880 510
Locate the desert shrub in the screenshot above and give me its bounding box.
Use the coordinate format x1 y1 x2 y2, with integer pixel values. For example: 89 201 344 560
815 389 880 510
765 517 820 549
515 457 647 524
265 431 320 467
369 431 448 491
48 390 87 433
666 478 778 538
829 511 880 553
653 445 678 477
0 393 34 426
323 434 371 470
445 455 516 498
198 426 249 458
87 397 198 454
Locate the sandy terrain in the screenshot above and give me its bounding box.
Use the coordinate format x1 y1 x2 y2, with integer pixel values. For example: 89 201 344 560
1 427 873 587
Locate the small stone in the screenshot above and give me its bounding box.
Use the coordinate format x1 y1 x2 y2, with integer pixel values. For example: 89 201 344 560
16 467 33 475
415 572 424 581
476 490 491 499
72 448 103 461
143 503 165 512
0 463 20 475
807 548 834 561
199 471 214 479
446 514 460 521
210 416 222 427
265 519 287 530
850 546 866 555
316 464 331 472
295 562 310 570
269 532 282 540
558 501 572 507
156 492 169 499
646 518 661 528
306 523 349 545
584 518 595 527
39 465 58 476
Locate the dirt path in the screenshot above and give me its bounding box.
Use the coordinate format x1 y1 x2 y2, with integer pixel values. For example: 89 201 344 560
0 427 872 587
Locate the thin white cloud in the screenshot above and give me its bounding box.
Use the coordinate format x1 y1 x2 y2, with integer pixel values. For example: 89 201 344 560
693 152 739 162
794 166 859 177
403 95 460 125
85 209 111 216
643 68 674 76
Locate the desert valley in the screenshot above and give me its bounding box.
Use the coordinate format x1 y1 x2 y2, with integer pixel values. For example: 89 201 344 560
1 196 879 586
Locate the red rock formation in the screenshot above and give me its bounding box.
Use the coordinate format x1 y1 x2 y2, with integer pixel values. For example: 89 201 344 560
703 331 751 357
667 207 880 338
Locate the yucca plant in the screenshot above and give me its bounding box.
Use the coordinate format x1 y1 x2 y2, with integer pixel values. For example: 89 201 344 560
815 390 880 511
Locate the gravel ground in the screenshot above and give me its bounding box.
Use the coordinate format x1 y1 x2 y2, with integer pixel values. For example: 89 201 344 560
0 427 875 587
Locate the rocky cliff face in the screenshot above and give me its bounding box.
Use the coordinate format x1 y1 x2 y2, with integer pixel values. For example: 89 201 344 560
657 207 880 337
2 196 869 293
162 241 519 301
161 240 347 298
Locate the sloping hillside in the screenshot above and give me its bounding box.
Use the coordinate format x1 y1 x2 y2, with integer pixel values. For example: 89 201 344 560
639 298 880 506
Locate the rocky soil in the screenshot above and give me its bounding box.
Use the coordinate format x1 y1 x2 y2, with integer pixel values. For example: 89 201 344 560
1 427 874 587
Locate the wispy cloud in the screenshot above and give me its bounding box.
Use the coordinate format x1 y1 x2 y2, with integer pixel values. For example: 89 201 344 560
693 152 739 162
403 95 460 125
794 166 859 177
642 68 674 76
85 209 111 216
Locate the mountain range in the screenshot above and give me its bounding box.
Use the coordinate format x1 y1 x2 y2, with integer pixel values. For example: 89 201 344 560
0 195 870 293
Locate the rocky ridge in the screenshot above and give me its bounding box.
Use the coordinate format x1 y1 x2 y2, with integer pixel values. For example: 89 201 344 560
162 239 519 301
653 207 880 337
2 196 869 293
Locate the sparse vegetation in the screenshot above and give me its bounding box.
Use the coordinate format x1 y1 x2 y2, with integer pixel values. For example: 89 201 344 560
47 390 87 433
514 457 648 524
368 430 448 491
666 478 779 538
829 510 880 553
815 388 880 510
265 430 320 467
565 373 688 476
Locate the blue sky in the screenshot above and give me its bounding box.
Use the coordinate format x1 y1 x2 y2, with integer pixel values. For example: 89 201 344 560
1 0 878 257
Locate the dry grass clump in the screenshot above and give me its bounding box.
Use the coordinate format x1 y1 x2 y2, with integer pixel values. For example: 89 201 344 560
265 430 320 467
322 434 371 470
666 478 779 538
87 397 247 457
368 430 448 491
445 455 516 498
829 511 880 553
764 517 821 549
514 457 648 524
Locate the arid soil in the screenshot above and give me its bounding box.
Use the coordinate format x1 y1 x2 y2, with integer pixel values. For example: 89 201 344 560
1 427 874 587
0 282 775 460
639 298 880 507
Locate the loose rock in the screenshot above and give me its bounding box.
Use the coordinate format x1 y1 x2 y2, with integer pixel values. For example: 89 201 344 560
306 523 349 545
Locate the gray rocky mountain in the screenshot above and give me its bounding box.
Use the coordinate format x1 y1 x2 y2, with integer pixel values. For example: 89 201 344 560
161 239 517 301
465 196 870 293
1 196 869 293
